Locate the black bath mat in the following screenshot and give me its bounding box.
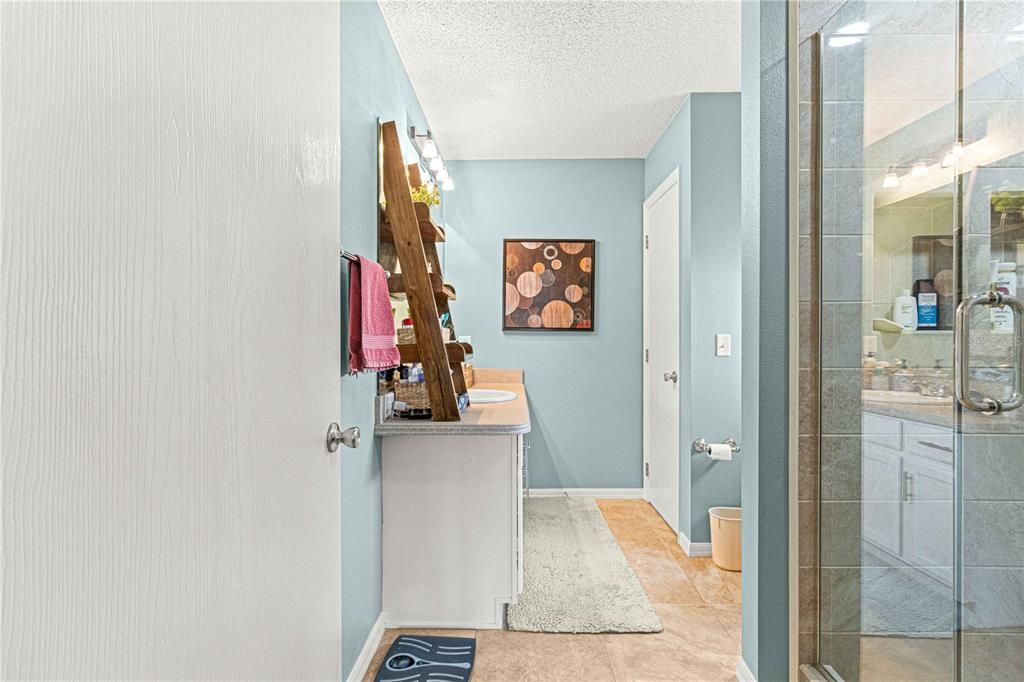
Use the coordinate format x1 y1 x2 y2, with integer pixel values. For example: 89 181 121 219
374 635 476 682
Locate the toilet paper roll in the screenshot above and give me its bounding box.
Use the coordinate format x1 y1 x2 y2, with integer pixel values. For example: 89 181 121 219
708 443 733 461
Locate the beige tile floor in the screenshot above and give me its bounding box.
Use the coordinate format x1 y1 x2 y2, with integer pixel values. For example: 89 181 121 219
859 636 953 681
363 499 742 681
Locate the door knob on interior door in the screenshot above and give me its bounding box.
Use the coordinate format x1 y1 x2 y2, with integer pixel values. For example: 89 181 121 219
663 371 678 383
326 423 360 452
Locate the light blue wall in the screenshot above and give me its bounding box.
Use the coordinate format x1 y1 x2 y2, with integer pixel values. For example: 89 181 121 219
645 94 743 545
740 0 791 678
443 160 645 489
340 1 432 677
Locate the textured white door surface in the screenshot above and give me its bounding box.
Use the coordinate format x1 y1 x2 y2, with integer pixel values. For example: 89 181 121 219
643 172 681 532
1 3 342 679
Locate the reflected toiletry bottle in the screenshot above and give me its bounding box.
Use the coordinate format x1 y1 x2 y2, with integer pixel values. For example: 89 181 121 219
870 367 891 391
894 289 918 331
992 262 1017 334
913 279 938 330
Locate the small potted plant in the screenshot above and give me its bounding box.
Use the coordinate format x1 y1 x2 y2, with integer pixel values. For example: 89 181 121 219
411 182 440 207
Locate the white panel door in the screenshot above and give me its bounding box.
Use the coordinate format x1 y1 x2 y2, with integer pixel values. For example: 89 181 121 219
1 3 342 679
643 170 681 532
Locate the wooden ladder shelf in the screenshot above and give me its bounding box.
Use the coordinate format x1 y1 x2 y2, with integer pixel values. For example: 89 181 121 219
378 120 467 421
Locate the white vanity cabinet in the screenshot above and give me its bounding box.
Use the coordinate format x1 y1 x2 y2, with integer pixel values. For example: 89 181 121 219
381 433 524 629
861 411 954 583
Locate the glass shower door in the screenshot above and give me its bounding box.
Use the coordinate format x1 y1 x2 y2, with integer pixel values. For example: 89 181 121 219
814 1 1024 679
957 2 1024 678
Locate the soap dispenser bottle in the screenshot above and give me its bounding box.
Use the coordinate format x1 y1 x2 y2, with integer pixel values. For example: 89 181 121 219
894 289 918 331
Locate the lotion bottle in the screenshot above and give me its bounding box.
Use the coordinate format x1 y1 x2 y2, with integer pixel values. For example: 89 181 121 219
894 289 918 330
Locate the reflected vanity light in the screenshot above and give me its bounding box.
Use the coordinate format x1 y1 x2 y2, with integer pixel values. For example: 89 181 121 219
436 168 450 183
941 142 964 168
421 139 438 159
429 156 444 172
441 177 454 191
882 168 900 189
912 161 929 177
828 20 869 47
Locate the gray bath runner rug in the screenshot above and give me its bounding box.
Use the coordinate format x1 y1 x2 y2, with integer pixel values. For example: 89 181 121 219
508 496 662 633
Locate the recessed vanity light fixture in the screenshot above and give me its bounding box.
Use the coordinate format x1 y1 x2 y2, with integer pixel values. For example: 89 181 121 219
883 168 900 189
912 161 929 177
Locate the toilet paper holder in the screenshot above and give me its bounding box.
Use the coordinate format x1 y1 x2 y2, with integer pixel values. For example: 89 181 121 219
692 438 741 455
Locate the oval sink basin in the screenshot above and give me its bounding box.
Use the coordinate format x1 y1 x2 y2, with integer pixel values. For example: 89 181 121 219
862 390 953 405
468 389 517 404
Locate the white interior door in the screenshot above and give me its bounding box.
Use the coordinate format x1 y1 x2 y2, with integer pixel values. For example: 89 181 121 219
643 170 681 532
1 4 342 679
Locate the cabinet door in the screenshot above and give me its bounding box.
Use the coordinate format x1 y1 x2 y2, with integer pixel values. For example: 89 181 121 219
902 454 954 585
862 443 903 556
514 435 524 597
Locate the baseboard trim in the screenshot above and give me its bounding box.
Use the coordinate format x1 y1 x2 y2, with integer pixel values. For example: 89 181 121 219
678 530 712 557
527 488 644 499
736 657 756 682
346 611 385 682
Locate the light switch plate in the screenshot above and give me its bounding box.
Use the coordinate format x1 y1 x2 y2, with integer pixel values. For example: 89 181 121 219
715 334 732 357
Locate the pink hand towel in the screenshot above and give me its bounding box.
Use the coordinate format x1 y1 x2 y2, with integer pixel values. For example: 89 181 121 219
348 256 400 374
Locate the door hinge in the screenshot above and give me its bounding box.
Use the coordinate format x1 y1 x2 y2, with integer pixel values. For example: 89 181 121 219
645 235 649 249
645 462 650 477
645 348 649 363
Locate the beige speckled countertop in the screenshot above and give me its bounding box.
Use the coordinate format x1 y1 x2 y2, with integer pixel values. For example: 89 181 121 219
863 395 1024 434
375 369 531 436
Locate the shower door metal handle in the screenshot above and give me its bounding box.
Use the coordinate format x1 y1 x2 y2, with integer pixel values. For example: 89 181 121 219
955 291 1024 414
663 371 678 384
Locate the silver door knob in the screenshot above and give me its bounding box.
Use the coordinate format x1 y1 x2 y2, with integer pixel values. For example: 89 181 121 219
663 371 678 383
326 423 360 452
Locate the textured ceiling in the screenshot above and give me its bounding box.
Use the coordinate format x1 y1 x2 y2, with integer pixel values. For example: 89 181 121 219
378 1 741 159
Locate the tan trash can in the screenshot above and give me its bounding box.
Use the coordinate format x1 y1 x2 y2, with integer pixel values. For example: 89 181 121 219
709 506 741 571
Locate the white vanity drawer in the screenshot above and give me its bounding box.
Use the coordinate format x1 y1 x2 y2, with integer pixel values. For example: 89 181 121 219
903 421 954 462
863 413 904 451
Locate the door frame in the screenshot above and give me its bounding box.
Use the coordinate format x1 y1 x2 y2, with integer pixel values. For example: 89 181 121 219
642 167 681 526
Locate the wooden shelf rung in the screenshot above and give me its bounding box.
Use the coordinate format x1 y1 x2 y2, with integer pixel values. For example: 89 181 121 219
397 342 471 364
381 203 445 243
388 273 456 302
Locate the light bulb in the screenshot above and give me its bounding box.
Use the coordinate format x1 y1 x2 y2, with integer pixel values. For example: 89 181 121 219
441 177 454 191
421 139 438 159
912 162 929 177
882 169 900 189
436 168 449 183
429 156 443 172
941 151 955 167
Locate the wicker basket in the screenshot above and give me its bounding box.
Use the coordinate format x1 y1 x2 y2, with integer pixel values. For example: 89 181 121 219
462 363 475 387
396 327 451 345
394 381 431 409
